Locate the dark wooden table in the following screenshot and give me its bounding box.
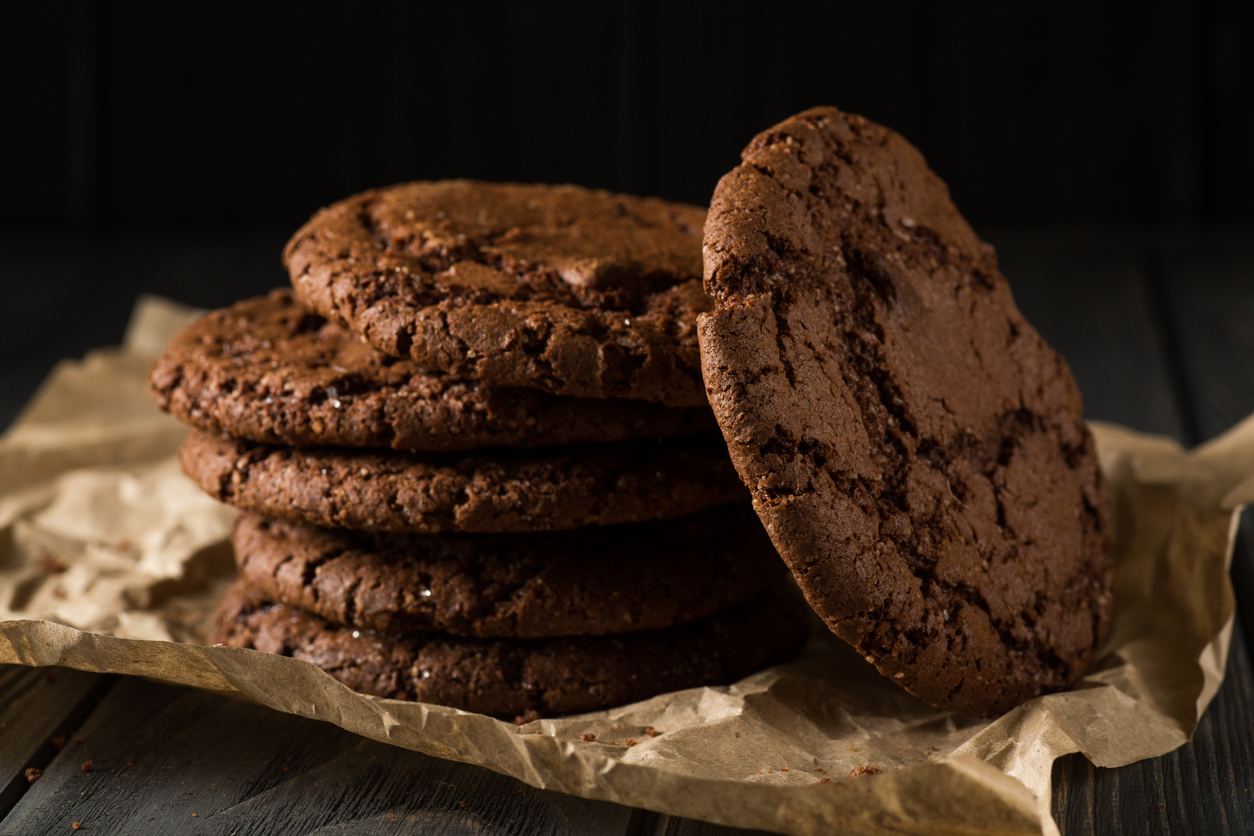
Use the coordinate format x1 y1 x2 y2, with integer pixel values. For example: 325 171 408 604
1 230 1252 835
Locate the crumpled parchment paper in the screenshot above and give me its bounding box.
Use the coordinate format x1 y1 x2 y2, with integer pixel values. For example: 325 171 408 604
2 295 1251 836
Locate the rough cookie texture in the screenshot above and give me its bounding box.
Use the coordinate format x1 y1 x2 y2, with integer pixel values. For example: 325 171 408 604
699 106 1112 717
283 181 712 407
181 429 747 533
215 581 807 718
150 290 714 451
233 506 783 637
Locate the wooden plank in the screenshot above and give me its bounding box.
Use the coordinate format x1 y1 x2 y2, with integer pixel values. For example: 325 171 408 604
630 810 772 836
1051 619 1254 836
0 674 636 836
0 665 112 819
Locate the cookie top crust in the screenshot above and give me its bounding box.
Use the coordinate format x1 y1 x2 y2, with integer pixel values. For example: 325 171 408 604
150 290 714 451
283 181 712 407
216 581 808 719
232 505 783 638
699 106 1112 717
180 430 748 534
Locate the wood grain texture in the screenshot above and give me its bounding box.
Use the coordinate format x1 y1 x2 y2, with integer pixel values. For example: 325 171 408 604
0 676 638 836
0 666 111 820
1050 624 1254 836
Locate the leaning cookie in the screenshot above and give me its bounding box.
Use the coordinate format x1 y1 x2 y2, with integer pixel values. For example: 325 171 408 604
232 506 784 638
699 106 1112 718
151 290 715 451
214 581 808 719
283 181 712 407
181 429 747 533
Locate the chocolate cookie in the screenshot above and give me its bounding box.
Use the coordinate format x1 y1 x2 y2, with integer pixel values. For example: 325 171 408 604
699 107 1112 718
214 581 808 718
150 290 715 451
180 429 747 533
231 505 783 638
283 181 711 407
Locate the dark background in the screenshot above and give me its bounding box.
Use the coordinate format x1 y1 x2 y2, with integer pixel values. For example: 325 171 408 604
5 0 1253 236
1 0 1252 431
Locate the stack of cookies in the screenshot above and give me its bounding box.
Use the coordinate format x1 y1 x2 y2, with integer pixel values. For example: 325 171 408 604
151 182 807 720
154 110 1116 723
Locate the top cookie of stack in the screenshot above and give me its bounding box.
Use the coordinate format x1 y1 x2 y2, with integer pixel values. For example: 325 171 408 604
285 180 715 406
150 180 804 719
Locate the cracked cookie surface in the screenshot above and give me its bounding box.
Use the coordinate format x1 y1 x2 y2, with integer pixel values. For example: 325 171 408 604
231 506 783 638
284 181 711 407
180 429 747 533
215 580 807 718
699 106 1112 718
150 290 714 451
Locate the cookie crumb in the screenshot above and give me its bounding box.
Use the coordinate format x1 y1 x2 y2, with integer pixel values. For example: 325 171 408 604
849 765 881 778
81 761 92 773
25 768 40 784
40 554 67 574
645 726 659 737
514 710 541 725
625 738 638 747
71 824 80 831
51 736 67 751
579 733 597 742
815 777 832 785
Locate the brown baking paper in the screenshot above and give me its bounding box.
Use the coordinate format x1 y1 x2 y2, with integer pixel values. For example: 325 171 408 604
3 296 1251 836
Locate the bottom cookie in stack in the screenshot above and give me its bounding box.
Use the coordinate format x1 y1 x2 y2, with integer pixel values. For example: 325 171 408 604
215 507 806 718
